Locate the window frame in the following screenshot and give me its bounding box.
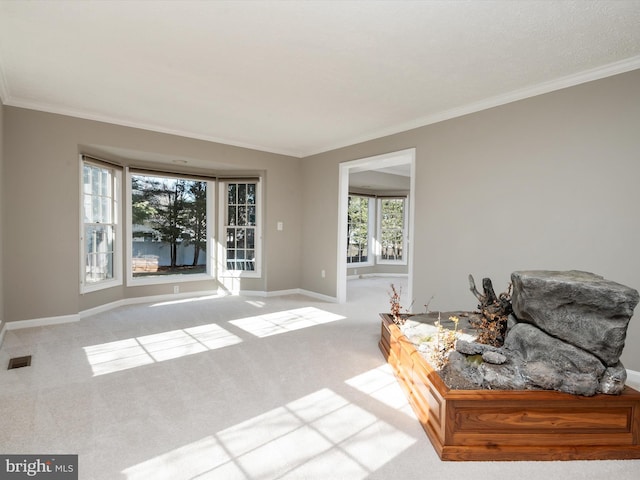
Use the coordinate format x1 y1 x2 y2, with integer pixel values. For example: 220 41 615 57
376 196 409 265
346 194 375 267
217 179 263 279
80 156 123 293
125 168 216 287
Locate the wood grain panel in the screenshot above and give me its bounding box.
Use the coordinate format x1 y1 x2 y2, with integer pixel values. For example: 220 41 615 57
379 314 640 461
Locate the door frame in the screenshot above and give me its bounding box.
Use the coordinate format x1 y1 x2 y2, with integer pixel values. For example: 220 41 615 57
337 148 416 304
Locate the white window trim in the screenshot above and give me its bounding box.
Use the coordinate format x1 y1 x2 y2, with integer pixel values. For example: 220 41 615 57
80 156 123 294
376 197 409 266
217 179 263 279
347 195 375 267
125 168 216 287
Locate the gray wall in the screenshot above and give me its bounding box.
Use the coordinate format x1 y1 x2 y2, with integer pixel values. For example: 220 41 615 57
302 69 640 371
3 107 302 321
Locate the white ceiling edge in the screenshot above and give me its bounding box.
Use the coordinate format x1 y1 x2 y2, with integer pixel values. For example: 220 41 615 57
304 55 640 157
0 93 299 158
1 55 639 159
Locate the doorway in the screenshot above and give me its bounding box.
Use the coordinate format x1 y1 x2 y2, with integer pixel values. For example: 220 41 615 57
337 148 415 305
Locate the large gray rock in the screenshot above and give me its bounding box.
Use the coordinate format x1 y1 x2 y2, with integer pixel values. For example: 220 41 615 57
504 323 606 396
511 270 639 366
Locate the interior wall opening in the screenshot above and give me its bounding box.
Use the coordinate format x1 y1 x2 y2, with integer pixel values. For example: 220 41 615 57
337 148 415 306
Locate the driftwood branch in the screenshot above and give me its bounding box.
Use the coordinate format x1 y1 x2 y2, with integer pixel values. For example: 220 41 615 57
468 274 513 346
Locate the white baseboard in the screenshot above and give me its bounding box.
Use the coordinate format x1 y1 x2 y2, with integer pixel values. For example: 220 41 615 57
348 273 408 280
79 289 223 318
297 289 338 303
263 288 302 297
5 313 80 330
1 287 338 332
239 288 337 302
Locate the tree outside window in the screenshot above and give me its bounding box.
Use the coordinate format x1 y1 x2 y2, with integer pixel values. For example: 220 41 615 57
347 195 371 264
130 173 207 277
379 198 405 262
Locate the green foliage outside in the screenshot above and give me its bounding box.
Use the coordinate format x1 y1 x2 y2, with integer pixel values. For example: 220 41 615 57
379 198 404 261
347 195 405 262
347 196 369 263
131 174 207 270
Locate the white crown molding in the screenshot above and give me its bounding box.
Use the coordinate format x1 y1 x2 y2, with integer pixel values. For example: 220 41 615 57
304 55 640 157
2 97 303 158
2 56 639 158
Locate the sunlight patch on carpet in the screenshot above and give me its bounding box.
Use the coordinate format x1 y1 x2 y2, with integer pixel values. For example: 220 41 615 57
122 388 416 479
228 307 345 338
83 324 242 376
345 364 416 417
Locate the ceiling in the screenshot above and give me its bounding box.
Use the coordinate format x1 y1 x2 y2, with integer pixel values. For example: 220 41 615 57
1 1 639 158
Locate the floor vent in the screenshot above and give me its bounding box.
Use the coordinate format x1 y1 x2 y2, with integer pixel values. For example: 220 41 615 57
8 355 32 370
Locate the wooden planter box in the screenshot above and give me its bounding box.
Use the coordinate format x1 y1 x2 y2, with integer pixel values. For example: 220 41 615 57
379 313 640 461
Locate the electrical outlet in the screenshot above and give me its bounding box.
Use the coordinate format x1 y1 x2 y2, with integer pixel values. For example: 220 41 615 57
321 270 326 278
173 285 179 294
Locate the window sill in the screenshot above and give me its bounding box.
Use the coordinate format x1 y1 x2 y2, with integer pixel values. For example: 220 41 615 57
81 279 123 294
377 260 408 266
127 273 214 287
219 271 262 279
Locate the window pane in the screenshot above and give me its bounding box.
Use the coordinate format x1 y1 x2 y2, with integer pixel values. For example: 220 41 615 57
91 167 101 194
82 161 119 288
86 225 113 254
380 198 405 261
228 184 236 205
246 229 255 249
100 170 111 197
83 194 93 223
85 252 113 283
131 173 208 277
226 228 235 248
224 182 259 273
236 228 245 248
101 197 112 223
347 195 370 264
238 206 247 225
228 206 236 226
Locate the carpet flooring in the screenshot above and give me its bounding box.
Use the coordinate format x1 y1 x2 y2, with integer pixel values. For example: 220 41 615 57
1 277 639 479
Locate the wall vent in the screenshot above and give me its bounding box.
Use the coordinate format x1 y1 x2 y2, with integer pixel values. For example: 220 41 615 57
8 355 32 370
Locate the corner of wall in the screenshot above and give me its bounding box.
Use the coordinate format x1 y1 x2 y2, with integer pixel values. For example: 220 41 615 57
627 369 640 390
0 320 6 349
0 98 4 330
